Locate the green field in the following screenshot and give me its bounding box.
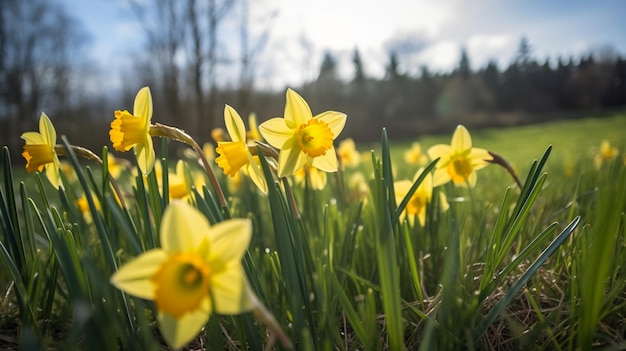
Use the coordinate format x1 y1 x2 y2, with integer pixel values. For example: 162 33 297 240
1 112 625 350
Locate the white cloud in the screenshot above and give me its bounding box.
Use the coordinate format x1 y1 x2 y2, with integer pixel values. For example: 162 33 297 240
467 34 517 69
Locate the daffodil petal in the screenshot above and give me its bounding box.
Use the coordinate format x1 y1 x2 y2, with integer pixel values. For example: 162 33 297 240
246 162 268 194
277 140 307 178
157 299 211 349
466 171 477 187
310 146 338 173
211 265 253 314
432 168 451 187
450 125 472 152
284 88 312 128
39 113 56 146
161 201 210 252
316 111 347 138
134 87 153 123
44 157 62 189
224 105 246 142
110 249 168 299
135 135 155 175
427 144 453 164
258 118 293 149
207 219 251 264
21 132 46 144
469 148 492 170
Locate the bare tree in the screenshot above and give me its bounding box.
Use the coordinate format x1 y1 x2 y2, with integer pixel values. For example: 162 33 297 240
0 0 87 152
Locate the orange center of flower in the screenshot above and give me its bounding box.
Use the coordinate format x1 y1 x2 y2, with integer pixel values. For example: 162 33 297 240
448 156 472 184
215 141 249 177
297 118 333 158
151 252 211 318
110 110 148 151
22 144 54 173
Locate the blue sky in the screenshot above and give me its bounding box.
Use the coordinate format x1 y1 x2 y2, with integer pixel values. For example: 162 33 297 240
62 0 626 91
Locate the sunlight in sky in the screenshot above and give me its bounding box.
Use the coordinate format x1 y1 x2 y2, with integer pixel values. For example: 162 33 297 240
61 0 626 91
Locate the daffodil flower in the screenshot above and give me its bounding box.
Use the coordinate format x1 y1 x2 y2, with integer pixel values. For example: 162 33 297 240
169 160 193 200
395 168 449 227
294 164 327 190
246 113 263 142
215 105 267 193
21 112 63 188
110 201 254 349
259 89 347 177
427 125 492 187
594 139 618 168
110 86 155 175
404 142 428 165
337 138 361 168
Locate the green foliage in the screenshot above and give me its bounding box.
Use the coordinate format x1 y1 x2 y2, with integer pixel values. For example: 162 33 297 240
1 115 626 350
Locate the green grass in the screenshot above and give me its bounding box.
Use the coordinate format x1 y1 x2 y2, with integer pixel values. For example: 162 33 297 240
1 112 625 350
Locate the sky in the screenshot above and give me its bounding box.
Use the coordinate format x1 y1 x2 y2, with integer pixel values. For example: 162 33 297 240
62 0 626 92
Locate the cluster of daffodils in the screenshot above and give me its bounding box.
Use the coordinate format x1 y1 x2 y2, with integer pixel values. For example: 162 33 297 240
394 125 492 226
19 84 505 348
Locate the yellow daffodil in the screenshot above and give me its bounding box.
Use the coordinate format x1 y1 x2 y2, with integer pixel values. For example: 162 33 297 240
21 112 63 188
169 160 193 200
110 86 155 175
202 142 216 161
337 138 361 168
394 168 449 227
259 89 347 177
76 194 102 223
211 128 227 143
427 125 492 187
215 105 267 193
246 113 263 142
110 201 254 349
294 164 327 190
594 140 618 168
404 142 428 165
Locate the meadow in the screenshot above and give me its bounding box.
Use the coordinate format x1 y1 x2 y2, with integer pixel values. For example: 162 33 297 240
1 92 625 351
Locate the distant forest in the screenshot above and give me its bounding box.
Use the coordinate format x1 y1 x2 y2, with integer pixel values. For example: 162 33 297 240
2 0 625 159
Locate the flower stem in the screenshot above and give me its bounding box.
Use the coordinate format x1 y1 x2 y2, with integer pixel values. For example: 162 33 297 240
149 123 231 217
487 151 523 188
249 289 293 350
55 145 127 208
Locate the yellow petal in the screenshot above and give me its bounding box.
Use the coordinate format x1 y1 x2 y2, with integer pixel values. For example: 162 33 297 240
161 201 210 252
450 125 472 152
134 87 153 124
469 148 492 170
246 162 268 194
207 219 251 264
224 105 247 142
44 156 63 189
110 249 168 299
432 168 451 187
259 118 293 149
310 146 338 173
21 132 46 144
427 144 453 164
211 265 253 314
394 180 412 204
316 111 347 138
284 89 312 129
157 299 211 349
135 135 155 175
39 113 56 146
277 139 308 178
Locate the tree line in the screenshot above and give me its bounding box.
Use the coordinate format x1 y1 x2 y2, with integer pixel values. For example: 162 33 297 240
2 0 625 161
